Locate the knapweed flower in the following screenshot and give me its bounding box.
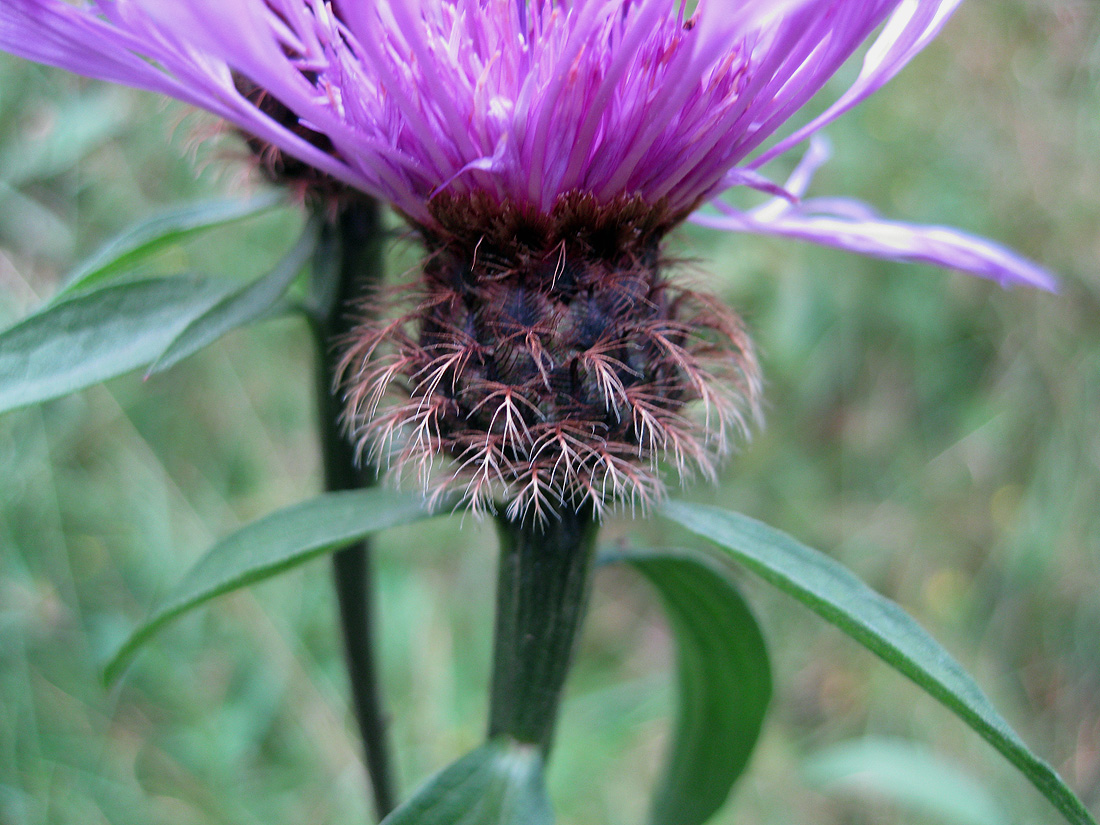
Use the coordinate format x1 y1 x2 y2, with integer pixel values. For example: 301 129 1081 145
0 0 1057 520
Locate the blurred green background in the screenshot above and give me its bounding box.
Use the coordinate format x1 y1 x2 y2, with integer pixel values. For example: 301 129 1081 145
1 3 1098 824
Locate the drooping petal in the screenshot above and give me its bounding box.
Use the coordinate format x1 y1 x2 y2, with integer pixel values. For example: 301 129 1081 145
693 197 1057 291
696 137 1057 290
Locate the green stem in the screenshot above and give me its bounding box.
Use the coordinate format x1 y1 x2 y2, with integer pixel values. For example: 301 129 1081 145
311 199 397 821
488 506 599 754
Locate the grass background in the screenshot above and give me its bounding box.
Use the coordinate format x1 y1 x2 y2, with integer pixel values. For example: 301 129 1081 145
1 2 1099 823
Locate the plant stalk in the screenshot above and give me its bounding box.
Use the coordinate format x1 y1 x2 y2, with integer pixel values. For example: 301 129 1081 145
488 507 599 754
311 198 397 821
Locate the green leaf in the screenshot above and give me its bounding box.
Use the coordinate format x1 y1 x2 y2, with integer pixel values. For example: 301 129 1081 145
380 741 552 825
60 192 283 295
603 548 771 825
105 489 437 684
660 501 1096 825
145 217 320 375
803 738 1008 825
0 276 234 414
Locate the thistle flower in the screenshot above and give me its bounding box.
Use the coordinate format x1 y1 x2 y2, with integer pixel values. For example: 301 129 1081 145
0 0 1057 519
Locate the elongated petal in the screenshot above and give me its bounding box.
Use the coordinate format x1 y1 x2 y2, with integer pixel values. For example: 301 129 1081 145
4 0 938 217
698 137 1057 290
752 0 964 168
0 0 1059 293
693 198 1057 291
0 0 376 195
0 0 198 100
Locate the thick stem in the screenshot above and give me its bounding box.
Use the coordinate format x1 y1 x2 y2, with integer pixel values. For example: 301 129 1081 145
488 507 599 754
312 199 397 821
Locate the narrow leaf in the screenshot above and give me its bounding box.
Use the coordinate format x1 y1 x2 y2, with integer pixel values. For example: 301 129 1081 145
803 738 1008 825
146 217 320 375
105 489 437 684
60 192 283 294
0 276 233 414
661 501 1096 825
380 741 552 825
603 548 771 825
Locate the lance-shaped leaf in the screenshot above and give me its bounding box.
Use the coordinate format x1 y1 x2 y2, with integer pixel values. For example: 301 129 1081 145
105 489 438 683
59 192 283 295
380 741 552 825
146 216 320 375
0 275 233 414
660 501 1096 825
601 548 771 825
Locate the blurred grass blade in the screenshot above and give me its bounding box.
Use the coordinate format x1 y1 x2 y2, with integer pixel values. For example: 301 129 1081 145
661 501 1096 825
803 738 1008 825
0 89 130 187
602 548 771 825
105 489 437 684
60 192 283 295
380 741 552 825
0 276 234 414
146 216 320 375
0 180 74 255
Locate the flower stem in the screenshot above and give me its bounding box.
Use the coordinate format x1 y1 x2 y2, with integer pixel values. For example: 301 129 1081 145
488 507 599 754
311 199 397 821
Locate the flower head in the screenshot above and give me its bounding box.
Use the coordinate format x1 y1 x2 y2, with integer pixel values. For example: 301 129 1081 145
0 0 1054 287
0 0 1058 518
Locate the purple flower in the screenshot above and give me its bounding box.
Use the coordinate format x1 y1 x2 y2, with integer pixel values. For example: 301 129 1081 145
1 0 1058 517
0 0 1056 290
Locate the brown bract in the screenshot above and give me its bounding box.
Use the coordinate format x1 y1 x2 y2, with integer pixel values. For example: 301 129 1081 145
340 191 760 523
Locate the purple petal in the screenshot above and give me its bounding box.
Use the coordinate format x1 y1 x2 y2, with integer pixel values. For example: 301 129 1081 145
0 0 1050 289
751 0 964 169
693 197 1058 292
2 0 936 216
0 0 201 101
0 0 382 198
694 136 1057 291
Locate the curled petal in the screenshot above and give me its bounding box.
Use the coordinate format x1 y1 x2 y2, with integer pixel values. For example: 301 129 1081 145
722 135 833 213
